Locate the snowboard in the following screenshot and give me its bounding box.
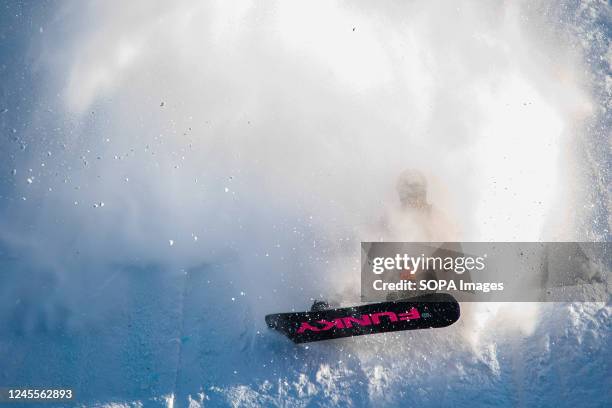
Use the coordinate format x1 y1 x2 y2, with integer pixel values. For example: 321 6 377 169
265 292 460 343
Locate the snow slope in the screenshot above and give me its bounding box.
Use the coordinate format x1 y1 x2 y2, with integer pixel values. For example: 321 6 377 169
0 253 609 407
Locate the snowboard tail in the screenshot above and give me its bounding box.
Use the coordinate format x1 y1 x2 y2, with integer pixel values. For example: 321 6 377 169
265 293 460 343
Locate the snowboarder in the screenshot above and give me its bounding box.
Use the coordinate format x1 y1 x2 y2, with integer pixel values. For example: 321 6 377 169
370 169 471 301
379 168 459 242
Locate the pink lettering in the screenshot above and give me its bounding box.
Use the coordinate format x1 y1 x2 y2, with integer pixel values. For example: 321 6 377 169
317 319 345 330
297 309 418 334
370 312 398 324
342 315 373 328
398 307 421 321
297 322 321 334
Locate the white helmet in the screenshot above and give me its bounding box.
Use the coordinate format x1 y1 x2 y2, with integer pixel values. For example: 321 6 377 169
396 169 428 208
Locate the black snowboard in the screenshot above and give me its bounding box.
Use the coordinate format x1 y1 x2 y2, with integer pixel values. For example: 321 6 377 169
265 293 460 343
